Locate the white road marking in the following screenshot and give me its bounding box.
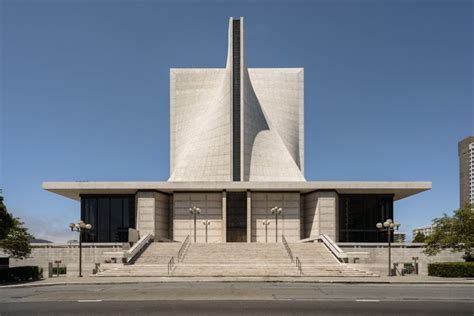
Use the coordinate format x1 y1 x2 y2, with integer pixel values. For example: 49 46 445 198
77 299 102 302
356 299 380 302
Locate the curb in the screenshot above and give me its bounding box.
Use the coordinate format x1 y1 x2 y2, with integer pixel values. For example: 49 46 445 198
1 278 473 289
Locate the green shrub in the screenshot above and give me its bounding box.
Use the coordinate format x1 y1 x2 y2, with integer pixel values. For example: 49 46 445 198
428 262 474 278
0 266 43 283
52 266 67 275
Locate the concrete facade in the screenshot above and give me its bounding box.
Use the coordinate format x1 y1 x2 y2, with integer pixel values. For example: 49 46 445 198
173 192 223 243
251 192 300 242
136 191 171 240
169 17 304 182
32 16 434 281
302 191 338 240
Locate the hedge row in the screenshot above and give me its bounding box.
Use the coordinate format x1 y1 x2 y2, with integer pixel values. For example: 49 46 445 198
52 266 67 275
428 262 474 278
0 266 43 283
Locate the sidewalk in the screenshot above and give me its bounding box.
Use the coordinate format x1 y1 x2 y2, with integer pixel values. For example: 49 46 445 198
1 275 473 288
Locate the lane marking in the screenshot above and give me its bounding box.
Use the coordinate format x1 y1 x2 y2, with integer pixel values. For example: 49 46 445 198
77 299 102 303
356 299 380 302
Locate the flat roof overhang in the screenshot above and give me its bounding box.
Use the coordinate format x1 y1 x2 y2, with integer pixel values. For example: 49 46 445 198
42 181 431 201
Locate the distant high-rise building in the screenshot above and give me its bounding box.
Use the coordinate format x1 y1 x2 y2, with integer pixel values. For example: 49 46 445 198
412 226 435 239
458 136 474 207
393 231 406 243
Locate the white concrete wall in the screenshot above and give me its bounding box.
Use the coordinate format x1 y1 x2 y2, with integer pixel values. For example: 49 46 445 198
242 68 305 182
136 191 170 240
339 243 465 276
246 68 304 179
251 192 300 242
169 69 232 182
173 192 223 243
9 243 122 277
169 18 305 182
303 191 338 240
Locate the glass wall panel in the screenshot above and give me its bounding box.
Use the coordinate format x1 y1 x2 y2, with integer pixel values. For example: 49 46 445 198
226 192 247 242
83 198 97 242
98 198 110 241
110 198 123 242
80 195 135 242
338 194 394 242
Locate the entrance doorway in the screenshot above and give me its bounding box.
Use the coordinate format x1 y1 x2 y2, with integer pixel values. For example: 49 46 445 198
226 192 247 242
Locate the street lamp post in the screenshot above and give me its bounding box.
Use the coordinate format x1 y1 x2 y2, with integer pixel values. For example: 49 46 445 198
69 221 92 278
189 206 201 243
412 256 419 275
262 219 271 243
376 219 400 276
202 220 211 243
271 206 283 242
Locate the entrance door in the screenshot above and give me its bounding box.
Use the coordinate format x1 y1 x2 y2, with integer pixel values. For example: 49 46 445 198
226 192 247 242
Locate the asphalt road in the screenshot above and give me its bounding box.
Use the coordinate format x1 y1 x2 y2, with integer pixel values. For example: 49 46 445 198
0 282 472 315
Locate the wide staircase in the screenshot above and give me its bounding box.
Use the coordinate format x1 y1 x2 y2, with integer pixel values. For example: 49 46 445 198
96 240 377 278
174 243 299 277
289 243 377 277
95 242 181 277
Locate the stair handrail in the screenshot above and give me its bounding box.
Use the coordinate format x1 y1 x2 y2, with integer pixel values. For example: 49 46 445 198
177 235 190 262
282 235 294 263
168 256 175 275
318 234 348 263
296 256 302 275
122 234 153 264
126 233 153 264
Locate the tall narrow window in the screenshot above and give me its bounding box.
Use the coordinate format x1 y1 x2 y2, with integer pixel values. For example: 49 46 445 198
232 19 241 181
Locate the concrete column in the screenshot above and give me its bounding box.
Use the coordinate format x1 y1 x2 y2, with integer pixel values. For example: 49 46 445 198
222 191 227 243
135 191 170 241
136 192 156 238
247 190 251 243
303 191 338 240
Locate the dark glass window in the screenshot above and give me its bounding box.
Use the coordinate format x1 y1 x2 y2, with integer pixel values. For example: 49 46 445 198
81 195 135 242
226 192 247 242
110 198 123 242
232 19 241 181
97 198 110 241
338 194 394 242
83 198 97 241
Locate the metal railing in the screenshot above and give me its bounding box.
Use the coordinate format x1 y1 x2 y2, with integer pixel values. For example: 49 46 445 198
177 235 190 262
296 256 302 275
282 235 294 263
168 256 175 275
319 234 348 263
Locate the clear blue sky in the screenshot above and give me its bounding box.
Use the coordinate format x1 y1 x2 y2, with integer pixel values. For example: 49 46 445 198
1 0 472 242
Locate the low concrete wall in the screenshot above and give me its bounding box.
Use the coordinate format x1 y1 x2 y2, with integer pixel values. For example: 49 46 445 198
9 243 122 278
339 243 465 275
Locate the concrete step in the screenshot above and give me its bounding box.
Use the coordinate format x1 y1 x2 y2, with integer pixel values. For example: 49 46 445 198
95 242 378 278
288 242 340 265
134 242 182 264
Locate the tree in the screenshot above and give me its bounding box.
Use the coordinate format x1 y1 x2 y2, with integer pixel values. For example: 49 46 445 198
0 195 33 259
413 232 426 243
423 205 474 261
